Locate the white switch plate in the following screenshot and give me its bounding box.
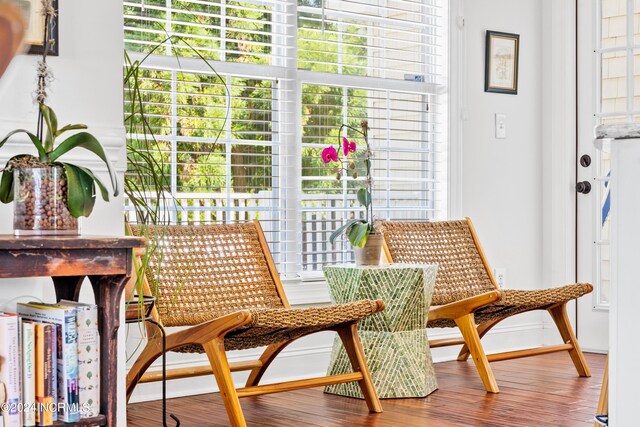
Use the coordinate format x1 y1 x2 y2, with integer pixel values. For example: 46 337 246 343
495 113 507 139
493 268 506 287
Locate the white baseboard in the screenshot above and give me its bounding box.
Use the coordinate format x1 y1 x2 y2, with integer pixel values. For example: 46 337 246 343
129 321 553 403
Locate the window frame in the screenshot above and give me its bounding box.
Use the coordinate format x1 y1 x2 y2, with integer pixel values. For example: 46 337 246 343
124 0 452 282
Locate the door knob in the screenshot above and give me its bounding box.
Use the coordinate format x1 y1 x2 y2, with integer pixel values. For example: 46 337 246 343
576 181 591 194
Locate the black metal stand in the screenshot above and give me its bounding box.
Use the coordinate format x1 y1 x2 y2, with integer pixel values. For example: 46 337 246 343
126 304 180 426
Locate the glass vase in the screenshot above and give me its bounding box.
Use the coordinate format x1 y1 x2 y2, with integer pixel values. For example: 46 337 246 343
13 166 79 235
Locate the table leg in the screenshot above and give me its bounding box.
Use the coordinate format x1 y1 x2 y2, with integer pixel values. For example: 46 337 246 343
325 329 438 399
52 276 86 302
594 355 608 427
89 274 128 427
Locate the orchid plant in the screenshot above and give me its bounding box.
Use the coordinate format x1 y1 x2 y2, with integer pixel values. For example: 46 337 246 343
322 120 377 248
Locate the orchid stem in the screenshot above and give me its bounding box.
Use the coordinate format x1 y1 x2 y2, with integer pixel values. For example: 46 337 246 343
338 122 373 229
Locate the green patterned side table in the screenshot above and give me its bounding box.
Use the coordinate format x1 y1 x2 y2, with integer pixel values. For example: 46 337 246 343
323 264 438 399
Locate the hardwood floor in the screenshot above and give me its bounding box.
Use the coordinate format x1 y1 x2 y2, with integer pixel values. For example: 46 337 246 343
127 352 605 426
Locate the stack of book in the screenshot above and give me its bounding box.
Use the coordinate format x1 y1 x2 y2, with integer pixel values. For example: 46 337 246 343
0 301 100 426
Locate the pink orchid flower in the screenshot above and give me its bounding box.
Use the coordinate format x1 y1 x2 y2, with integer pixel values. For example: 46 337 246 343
321 145 339 163
342 136 356 156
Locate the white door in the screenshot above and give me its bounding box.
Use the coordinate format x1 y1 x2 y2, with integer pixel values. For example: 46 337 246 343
576 0 637 352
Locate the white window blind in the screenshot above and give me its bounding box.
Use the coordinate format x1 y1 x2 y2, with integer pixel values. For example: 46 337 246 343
124 0 286 64
123 0 448 276
298 0 444 82
298 0 447 271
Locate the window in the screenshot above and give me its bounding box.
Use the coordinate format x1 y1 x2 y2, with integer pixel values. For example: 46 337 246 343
124 0 448 277
594 0 640 305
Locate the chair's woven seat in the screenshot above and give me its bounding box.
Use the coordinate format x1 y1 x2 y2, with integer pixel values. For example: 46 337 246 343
428 283 593 328
174 300 382 353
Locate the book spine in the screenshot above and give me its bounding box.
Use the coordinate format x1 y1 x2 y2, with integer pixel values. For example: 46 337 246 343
76 305 100 418
40 324 54 426
50 324 57 422
0 315 21 427
60 310 80 422
22 321 36 427
35 323 45 426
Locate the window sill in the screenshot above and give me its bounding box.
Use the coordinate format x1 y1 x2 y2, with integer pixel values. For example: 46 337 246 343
281 276 332 306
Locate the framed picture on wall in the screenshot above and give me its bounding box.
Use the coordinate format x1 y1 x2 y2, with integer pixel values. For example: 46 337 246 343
484 31 519 94
24 0 58 56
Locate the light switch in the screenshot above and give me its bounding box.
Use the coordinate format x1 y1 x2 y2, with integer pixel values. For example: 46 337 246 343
495 113 507 139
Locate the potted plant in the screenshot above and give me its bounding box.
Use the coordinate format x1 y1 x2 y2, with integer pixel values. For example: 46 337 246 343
0 0 118 235
323 120 383 265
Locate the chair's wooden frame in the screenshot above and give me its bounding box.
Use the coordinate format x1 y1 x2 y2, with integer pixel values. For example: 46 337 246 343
125 221 383 427
382 217 591 394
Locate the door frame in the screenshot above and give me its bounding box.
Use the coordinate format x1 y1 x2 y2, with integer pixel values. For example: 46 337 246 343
541 0 579 340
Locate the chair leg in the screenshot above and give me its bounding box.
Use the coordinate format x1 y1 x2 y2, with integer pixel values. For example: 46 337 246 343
202 339 247 427
245 340 291 387
457 318 502 361
336 323 383 413
454 314 500 393
126 338 163 402
548 303 592 377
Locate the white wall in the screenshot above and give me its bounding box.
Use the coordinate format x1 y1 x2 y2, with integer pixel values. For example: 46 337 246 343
0 0 126 423
457 0 547 337
456 0 580 351
0 0 125 237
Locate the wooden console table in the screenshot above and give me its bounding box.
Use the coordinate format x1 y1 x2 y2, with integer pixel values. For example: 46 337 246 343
0 235 145 427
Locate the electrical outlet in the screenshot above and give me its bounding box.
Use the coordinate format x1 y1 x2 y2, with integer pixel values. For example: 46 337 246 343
493 268 506 287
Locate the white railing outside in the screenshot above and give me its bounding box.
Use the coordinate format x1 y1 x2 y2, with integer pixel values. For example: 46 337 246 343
125 191 431 271
124 191 276 225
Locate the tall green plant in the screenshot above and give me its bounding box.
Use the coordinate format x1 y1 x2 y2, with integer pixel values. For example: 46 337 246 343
123 36 229 316
123 36 228 226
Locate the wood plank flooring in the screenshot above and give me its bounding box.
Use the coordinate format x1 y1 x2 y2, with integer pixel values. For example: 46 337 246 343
127 352 605 426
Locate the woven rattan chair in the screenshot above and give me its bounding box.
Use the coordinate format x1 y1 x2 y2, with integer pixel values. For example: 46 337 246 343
126 221 384 426
381 218 593 393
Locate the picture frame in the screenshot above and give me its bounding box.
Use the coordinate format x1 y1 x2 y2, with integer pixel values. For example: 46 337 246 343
24 0 58 56
484 31 518 94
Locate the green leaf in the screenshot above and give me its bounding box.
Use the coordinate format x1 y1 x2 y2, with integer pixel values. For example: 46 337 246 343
62 163 96 217
49 132 119 196
73 164 110 201
357 187 371 208
348 223 370 248
329 218 366 245
56 124 88 137
0 129 47 160
0 170 14 203
41 104 58 151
